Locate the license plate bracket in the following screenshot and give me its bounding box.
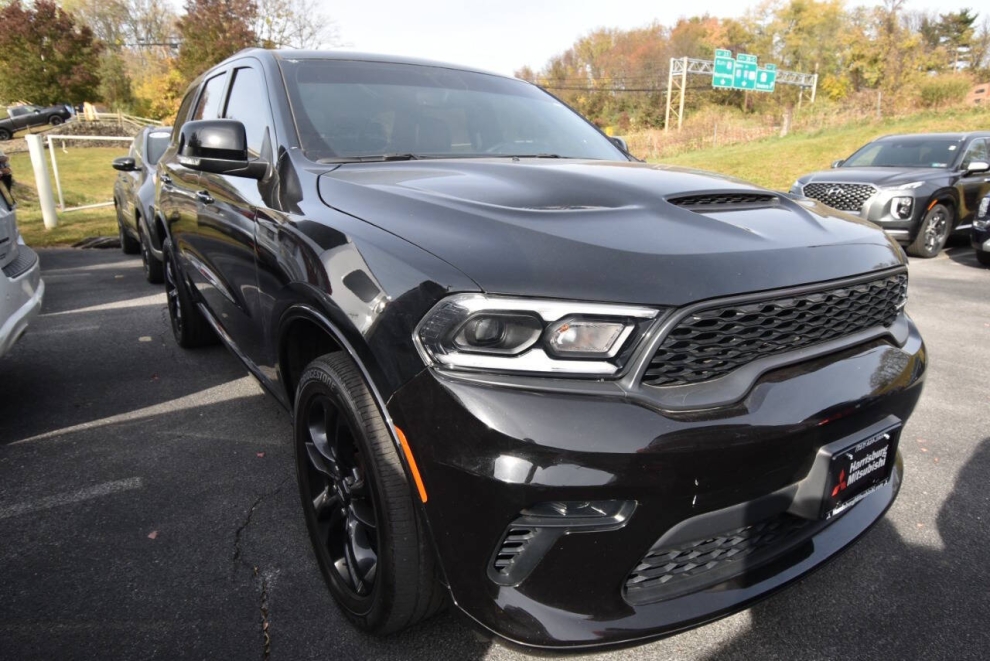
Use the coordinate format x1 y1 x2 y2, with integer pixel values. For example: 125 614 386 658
821 425 900 519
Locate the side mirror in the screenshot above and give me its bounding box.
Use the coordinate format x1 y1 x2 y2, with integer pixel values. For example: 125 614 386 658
112 156 138 172
178 119 266 179
965 160 990 175
609 136 629 153
831 159 844 168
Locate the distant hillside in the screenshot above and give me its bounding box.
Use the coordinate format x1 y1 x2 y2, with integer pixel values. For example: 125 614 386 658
658 108 990 191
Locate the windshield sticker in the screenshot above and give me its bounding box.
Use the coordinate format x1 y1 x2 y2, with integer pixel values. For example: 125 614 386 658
931 162 948 167
948 145 957 150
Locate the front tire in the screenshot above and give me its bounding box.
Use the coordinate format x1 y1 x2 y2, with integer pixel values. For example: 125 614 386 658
294 353 445 634
0 128 11 141
907 203 952 258
163 239 216 348
140 224 164 284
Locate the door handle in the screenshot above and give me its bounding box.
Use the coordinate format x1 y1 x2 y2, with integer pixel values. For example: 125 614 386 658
160 173 174 190
196 190 215 205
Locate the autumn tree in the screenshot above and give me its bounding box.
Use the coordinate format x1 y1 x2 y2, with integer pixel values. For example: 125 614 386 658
255 0 339 49
176 0 257 82
0 0 103 105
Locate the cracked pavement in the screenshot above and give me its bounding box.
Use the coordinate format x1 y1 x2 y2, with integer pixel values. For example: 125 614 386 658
1 247 989 660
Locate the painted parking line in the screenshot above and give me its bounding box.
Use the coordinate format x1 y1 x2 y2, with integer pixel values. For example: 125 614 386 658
0 477 143 520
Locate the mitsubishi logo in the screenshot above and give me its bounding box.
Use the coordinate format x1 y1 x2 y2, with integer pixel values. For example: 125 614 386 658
832 469 848 497
827 186 842 197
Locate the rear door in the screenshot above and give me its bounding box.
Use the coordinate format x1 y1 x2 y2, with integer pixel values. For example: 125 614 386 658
957 138 990 227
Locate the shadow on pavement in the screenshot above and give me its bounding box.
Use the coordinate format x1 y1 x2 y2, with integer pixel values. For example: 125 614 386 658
704 438 990 660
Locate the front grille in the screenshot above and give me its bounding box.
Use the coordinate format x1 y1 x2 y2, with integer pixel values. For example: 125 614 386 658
625 513 818 604
668 193 778 210
2 245 37 279
802 182 877 212
643 272 907 388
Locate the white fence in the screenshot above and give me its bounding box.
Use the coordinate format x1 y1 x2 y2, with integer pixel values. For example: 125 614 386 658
45 134 133 213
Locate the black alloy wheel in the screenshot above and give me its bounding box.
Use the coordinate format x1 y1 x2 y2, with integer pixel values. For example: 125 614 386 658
162 239 216 348
908 203 951 258
0 128 11 141
294 353 445 633
140 225 164 284
49 116 64 126
301 391 380 600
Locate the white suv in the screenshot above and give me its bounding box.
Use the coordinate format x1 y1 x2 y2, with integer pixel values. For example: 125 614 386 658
0 184 44 358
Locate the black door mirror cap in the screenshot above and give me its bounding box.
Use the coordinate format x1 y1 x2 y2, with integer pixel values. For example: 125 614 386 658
179 119 267 180
112 156 139 172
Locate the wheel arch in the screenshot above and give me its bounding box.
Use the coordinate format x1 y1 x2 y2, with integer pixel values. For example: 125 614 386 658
924 189 959 224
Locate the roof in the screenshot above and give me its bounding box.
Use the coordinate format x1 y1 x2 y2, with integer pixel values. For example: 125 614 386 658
876 132 990 142
232 47 509 79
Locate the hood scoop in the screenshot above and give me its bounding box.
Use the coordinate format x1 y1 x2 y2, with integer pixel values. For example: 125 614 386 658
668 192 779 212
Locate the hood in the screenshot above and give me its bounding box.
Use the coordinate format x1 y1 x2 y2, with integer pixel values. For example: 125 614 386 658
798 166 949 188
318 159 905 306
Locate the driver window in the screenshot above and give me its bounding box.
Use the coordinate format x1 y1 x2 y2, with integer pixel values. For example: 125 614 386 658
961 139 988 170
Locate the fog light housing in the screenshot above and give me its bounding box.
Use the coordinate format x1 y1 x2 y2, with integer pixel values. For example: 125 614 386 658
892 196 913 220
489 500 636 586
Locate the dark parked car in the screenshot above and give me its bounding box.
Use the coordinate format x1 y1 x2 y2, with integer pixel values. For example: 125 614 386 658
791 132 990 257
156 50 926 651
973 192 990 267
0 103 73 141
112 126 173 283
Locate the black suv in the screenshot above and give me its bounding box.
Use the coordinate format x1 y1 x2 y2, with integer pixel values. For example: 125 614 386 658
792 132 990 257
156 50 926 651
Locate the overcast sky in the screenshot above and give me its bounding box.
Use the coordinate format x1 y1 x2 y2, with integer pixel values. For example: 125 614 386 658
325 0 978 75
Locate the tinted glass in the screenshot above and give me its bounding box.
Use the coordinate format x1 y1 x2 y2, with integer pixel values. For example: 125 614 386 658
194 73 228 121
146 131 171 165
280 60 623 161
223 67 274 157
843 138 963 168
172 88 198 142
961 139 988 169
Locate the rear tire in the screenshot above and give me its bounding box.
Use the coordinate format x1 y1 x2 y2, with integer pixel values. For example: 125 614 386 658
163 239 217 348
140 224 164 284
977 250 990 267
907 203 951 258
0 128 11 141
294 353 445 634
49 116 63 126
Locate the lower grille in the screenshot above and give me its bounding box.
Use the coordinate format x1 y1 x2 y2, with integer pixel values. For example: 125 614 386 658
625 513 823 604
642 272 907 388
492 527 536 577
803 182 877 212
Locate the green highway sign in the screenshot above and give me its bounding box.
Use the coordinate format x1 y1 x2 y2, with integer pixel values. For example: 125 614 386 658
755 63 777 92
713 74 734 89
711 50 777 92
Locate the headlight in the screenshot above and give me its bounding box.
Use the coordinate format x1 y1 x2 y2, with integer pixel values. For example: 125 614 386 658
976 196 990 230
882 181 925 191
414 294 660 376
891 196 913 219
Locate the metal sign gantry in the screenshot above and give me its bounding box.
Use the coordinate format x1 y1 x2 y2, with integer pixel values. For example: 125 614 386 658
664 56 818 132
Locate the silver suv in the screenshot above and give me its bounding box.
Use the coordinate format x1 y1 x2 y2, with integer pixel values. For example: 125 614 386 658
0 183 44 358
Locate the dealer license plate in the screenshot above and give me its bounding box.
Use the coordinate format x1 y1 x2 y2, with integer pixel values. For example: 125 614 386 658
822 426 899 519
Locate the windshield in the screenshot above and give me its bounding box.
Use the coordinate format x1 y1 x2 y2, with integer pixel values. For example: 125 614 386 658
280 59 624 162
146 132 171 166
843 138 962 169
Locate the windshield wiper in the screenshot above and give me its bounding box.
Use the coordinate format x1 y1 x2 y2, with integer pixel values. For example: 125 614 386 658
317 153 422 164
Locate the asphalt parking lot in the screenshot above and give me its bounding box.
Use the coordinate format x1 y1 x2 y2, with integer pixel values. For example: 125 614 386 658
1 246 989 661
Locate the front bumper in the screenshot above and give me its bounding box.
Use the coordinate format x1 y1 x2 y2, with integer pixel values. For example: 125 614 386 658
388 316 926 650
0 246 44 358
972 226 990 253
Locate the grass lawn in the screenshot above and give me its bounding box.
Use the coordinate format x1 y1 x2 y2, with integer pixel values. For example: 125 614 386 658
8 146 128 247
658 107 990 191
